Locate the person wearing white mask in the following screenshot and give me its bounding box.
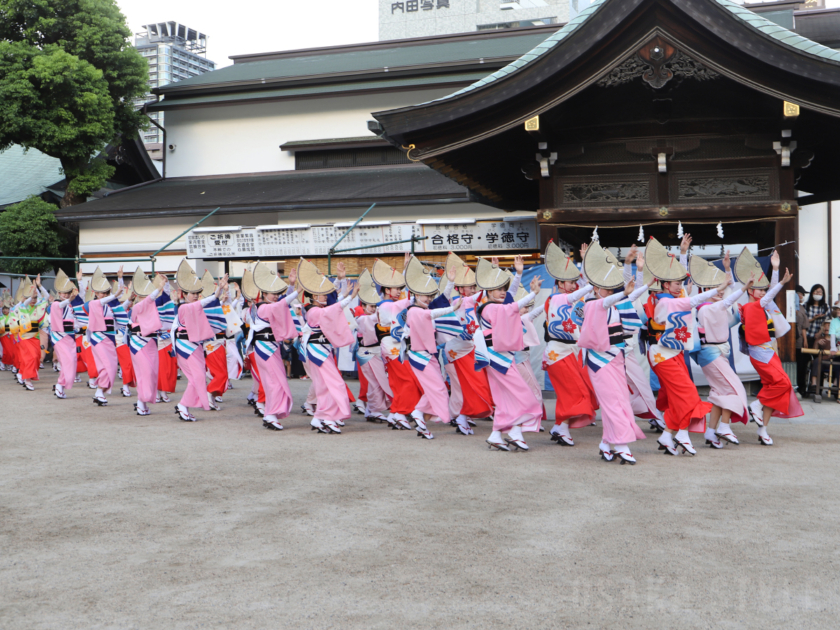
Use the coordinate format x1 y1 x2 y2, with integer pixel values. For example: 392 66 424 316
803 284 828 351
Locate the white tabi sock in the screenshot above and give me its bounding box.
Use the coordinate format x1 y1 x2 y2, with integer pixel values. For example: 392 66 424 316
55 384 64 395
704 428 718 441
489 430 504 443
508 425 524 441
675 429 691 443
95 387 104 398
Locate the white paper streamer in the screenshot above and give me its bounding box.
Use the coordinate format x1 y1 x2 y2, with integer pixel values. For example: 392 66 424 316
592 226 599 241
677 221 684 238
637 224 644 242
717 222 724 238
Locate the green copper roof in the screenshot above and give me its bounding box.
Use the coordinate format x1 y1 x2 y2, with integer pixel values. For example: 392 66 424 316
716 0 840 63
0 145 62 206
424 0 840 106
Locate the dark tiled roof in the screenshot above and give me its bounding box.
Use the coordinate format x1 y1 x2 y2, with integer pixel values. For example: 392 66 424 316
55 166 468 221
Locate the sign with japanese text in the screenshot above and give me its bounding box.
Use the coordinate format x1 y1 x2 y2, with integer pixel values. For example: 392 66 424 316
391 0 450 14
187 218 538 259
421 219 538 252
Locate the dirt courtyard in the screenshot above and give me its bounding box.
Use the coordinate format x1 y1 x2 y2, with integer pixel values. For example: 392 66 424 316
2 370 839 629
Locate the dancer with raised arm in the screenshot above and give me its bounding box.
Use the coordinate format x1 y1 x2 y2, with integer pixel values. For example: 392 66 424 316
735 248 803 444
644 238 725 456
690 251 752 448
400 257 460 440
373 255 422 431
50 270 80 399
354 269 393 423
82 268 128 406
474 258 543 451
246 262 298 431
579 241 651 464
126 268 168 416
170 261 229 422
297 258 359 434
542 241 597 446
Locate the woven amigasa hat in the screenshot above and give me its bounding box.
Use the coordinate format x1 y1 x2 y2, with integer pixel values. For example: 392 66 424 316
689 255 727 289
297 258 335 295
240 268 259 301
514 285 535 308
253 261 288 294
132 267 156 298
200 270 216 299
545 240 580 282
176 260 204 293
15 277 31 303
734 247 770 290
404 256 439 296
583 240 624 290
372 258 405 289
357 269 380 305
110 280 129 303
645 237 688 283
2 289 12 308
445 252 476 288
90 267 111 293
475 257 513 291
54 269 76 294
642 265 662 292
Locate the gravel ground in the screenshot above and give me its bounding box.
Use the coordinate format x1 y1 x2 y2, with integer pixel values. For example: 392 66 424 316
2 368 839 629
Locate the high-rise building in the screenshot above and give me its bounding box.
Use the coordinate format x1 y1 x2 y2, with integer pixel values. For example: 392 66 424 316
379 0 571 40
134 22 216 160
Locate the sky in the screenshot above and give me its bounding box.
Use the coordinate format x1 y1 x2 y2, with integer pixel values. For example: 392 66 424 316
116 0 380 67
114 0 840 68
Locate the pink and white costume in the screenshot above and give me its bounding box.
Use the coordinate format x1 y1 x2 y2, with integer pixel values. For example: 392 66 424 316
50 298 78 393
477 290 542 434
247 291 298 424
356 312 393 418
129 289 163 408
301 295 355 428
170 296 220 415
85 296 122 396
405 298 458 428
578 284 650 458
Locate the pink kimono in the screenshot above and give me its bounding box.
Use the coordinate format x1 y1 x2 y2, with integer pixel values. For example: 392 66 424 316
50 300 77 390
406 305 452 423
578 298 646 446
304 301 354 423
697 297 749 423
174 300 215 411
130 294 163 405
479 302 542 433
87 299 119 392
356 313 393 415
254 299 297 419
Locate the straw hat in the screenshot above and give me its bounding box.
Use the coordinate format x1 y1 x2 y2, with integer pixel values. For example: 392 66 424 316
372 258 405 289
734 247 770 290
583 240 624 290
14 277 31 303
642 266 662 292
54 269 76 294
357 269 380 305
132 267 156 298
1 289 11 309
201 270 216 299
253 261 288 295
404 256 439 296
297 258 335 295
644 237 687 283
514 285 535 308
545 240 580 282
475 257 513 291
50 289 57 301
85 285 93 302
689 255 727 289
241 268 259 301
176 260 204 293
445 252 476 287
90 267 111 293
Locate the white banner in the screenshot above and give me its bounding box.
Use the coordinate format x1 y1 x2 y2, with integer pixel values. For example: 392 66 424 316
421 219 538 252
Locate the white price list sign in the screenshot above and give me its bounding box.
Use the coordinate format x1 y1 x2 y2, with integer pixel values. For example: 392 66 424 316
187 229 258 258
256 226 310 257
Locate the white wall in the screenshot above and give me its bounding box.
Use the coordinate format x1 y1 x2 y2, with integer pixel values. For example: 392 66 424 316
798 201 831 296
163 88 455 178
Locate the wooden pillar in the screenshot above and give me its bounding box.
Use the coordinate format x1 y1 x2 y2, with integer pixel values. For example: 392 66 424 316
539 223 557 252
775 216 798 362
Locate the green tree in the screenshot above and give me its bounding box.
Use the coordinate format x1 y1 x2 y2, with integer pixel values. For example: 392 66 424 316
0 196 65 274
0 0 149 207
